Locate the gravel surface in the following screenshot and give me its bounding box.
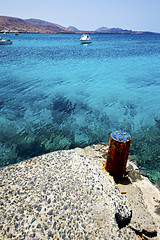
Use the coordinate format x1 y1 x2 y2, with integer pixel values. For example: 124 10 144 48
0 144 159 239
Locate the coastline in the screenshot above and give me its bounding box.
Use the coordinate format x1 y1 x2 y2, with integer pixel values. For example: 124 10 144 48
0 143 159 239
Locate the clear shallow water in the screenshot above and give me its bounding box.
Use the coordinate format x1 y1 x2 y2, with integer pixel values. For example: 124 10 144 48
0 33 160 182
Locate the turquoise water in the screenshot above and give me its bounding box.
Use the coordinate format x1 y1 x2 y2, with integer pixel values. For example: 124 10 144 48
0 33 160 182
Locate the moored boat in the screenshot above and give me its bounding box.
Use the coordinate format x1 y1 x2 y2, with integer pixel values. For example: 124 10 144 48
0 37 12 45
80 34 91 44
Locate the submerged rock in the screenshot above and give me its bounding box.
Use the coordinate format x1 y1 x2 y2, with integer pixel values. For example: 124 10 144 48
52 96 76 114
15 141 46 158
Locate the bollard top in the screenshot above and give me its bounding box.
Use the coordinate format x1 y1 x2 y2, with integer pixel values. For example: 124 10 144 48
111 131 131 142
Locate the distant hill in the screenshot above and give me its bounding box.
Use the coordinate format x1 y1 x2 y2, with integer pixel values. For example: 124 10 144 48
0 16 157 34
95 27 132 34
67 26 79 32
0 16 32 31
0 16 71 33
25 18 58 26
95 27 109 32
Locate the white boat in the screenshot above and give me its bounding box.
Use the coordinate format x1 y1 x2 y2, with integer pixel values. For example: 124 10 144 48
80 34 91 44
0 37 12 45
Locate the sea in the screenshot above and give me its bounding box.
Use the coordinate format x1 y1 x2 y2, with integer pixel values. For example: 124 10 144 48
0 33 160 182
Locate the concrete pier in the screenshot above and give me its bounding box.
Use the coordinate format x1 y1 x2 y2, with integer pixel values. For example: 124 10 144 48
0 143 159 239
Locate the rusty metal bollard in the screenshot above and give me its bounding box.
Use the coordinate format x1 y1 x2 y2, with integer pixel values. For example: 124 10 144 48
105 131 131 179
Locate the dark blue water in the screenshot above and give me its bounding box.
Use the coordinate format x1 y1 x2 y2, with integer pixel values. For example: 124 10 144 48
0 33 160 182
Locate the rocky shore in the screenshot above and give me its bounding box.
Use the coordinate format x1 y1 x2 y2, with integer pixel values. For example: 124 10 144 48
0 143 159 239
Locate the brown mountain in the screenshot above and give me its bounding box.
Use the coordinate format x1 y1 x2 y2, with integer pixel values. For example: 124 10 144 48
0 16 156 34
0 16 72 33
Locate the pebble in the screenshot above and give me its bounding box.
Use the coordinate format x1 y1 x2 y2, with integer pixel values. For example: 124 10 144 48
47 210 53 215
48 230 53 237
36 205 42 212
31 217 36 224
37 223 41 228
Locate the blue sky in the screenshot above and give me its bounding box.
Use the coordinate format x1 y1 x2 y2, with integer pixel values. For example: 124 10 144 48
1 0 160 32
